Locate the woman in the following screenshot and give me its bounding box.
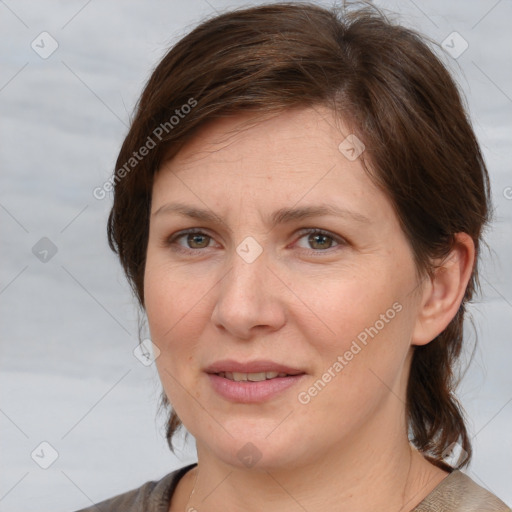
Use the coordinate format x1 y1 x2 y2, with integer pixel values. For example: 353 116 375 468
77 2 510 511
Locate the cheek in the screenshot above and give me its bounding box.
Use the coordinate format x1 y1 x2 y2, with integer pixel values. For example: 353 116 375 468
290 260 416 397
293 296 412 439
316 293 409 390
287 262 409 350
145 268 207 422
144 263 214 400
145 258 210 336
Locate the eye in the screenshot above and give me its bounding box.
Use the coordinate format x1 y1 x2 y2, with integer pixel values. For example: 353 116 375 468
294 229 345 252
166 227 346 255
167 229 217 253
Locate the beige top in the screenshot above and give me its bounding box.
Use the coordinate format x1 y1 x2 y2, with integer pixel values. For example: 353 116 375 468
74 463 511 512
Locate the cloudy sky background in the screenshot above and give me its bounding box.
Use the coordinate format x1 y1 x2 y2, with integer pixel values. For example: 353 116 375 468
1 0 511 510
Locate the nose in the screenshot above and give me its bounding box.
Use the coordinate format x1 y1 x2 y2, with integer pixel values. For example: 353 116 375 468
211 245 287 340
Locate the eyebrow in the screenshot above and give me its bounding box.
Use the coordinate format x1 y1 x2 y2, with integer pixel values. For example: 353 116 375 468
152 202 371 229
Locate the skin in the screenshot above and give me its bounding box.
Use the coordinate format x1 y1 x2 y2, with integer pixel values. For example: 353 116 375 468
143 106 475 512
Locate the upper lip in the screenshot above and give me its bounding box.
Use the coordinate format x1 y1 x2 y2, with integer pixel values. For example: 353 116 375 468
205 359 305 375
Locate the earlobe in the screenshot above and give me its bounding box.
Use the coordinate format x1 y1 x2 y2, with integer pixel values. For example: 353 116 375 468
412 233 475 346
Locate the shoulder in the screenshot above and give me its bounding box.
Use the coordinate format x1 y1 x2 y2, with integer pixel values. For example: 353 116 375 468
413 470 511 512
72 463 197 512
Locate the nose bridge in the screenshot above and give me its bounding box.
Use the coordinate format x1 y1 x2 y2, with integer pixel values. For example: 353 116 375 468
212 236 285 337
223 236 270 301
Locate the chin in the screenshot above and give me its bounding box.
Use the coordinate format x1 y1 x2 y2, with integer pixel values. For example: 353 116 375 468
195 421 316 472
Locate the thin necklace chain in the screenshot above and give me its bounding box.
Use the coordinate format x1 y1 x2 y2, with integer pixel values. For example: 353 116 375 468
184 465 199 512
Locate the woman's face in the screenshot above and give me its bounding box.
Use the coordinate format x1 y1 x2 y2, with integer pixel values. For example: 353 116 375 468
145 107 426 470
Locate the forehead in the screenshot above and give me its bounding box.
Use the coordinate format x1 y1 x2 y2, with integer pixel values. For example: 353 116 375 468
164 107 351 169
153 107 393 223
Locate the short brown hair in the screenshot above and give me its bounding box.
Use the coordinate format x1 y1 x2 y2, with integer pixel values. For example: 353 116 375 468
107 1 491 467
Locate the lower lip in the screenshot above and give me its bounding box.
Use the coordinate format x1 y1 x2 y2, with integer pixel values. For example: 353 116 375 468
207 373 305 403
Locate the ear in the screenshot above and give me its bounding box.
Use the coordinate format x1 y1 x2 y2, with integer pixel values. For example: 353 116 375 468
412 233 475 346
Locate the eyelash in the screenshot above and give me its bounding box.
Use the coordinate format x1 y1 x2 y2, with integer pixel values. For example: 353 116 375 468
166 228 346 256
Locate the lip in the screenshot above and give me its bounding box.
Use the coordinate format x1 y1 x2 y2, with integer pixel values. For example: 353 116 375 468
204 359 304 375
207 373 306 403
204 359 306 403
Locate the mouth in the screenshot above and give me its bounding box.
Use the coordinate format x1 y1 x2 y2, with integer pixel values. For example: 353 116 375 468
205 360 306 403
